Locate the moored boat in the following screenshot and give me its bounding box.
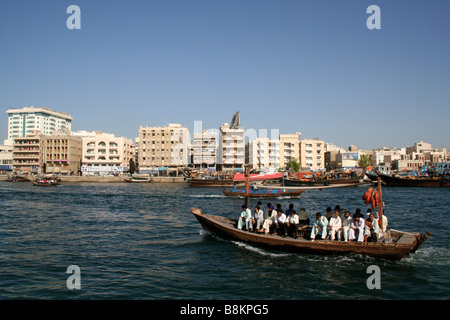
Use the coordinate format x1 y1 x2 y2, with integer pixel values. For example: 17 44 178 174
123 174 152 183
284 173 365 187
377 172 450 187
6 174 29 182
124 177 152 183
188 178 237 187
222 188 304 198
190 207 431 260
32 179 59 186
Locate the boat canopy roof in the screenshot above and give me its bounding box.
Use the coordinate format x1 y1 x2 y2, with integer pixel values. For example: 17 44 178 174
233 172 283 181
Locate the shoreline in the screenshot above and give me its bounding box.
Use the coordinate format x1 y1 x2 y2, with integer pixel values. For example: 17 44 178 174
0 175 188 183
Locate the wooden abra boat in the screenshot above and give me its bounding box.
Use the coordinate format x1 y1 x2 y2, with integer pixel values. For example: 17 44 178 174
6 174 29 182
284 174 365 187
190 207 431 260
188 178 236 187
377 172 450 187
32 180 59 186
222 188 304 198
124 177 152 183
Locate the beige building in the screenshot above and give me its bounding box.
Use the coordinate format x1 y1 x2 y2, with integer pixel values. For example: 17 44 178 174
43 130 82 175
193 130 218 170
279 132 301 170
74 131 135 175
12 132 44 174
299 138 325 170
138 124 190 171
218 123 245 172
246 138 280 172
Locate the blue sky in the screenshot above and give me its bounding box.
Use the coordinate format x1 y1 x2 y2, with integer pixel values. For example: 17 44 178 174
1 0 449 150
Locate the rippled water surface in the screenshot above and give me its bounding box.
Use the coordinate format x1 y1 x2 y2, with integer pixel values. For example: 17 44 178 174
0 181 449 299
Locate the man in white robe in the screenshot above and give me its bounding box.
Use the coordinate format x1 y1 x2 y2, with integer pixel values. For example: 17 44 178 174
259 206 277 235
329 211 342 241
251 205 264 232
237 205 252 231
348 216 365 242
341 211 353 241
310 213 328 241
373 210 388 242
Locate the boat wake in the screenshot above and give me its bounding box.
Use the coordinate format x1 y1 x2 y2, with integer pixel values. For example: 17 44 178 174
231 241 290 257
190 194 226 198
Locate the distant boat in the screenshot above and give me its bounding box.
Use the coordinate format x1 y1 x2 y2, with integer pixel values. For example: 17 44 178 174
188 177 237 187
32 179 59 186
190 207 431 261
6 174 28 182
365 171 379 182
284 173 365 187
124 175 152 183
222 188 304 199
377 172 450 188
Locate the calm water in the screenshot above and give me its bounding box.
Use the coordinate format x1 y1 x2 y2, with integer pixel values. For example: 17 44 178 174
0 181 449 300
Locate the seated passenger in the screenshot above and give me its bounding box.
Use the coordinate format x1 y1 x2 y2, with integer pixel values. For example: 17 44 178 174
285 209 299 238
329 210 342 241
259 205 277 235
274 209 287 237
252 205 264 232
364 213 375 243
297 207 309 226
348 215 364 242
310 212 328 241
237 205 252 231
373 210 388 242
341 211 353 242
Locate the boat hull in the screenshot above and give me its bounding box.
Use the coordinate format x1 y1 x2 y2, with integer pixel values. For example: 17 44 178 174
32 181 59 186
222 188 304 198
284 175 364 187
123 178 152 183
191 208 431 260
188 179 237 187
378 173 450 187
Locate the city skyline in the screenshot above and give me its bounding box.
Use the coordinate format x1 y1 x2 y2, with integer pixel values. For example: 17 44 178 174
1 1 449 151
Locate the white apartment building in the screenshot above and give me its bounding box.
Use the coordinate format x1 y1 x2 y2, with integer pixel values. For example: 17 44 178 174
193 130 218 170
300 138 325 170
72 131 134 175
6 106 73 141
279 132 301 169
371 147 405 167
218 123 245 172
246 138 280 172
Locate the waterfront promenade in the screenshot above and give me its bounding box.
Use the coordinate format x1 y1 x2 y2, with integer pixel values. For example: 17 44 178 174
0 175 187 183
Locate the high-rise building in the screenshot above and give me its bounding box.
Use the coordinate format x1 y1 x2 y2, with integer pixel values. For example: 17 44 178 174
6 106 73 140
192 130 218 170
218 123 245 172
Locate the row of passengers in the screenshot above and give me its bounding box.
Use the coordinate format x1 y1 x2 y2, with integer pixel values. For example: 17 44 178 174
311 208 388 243
238 203 309 238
